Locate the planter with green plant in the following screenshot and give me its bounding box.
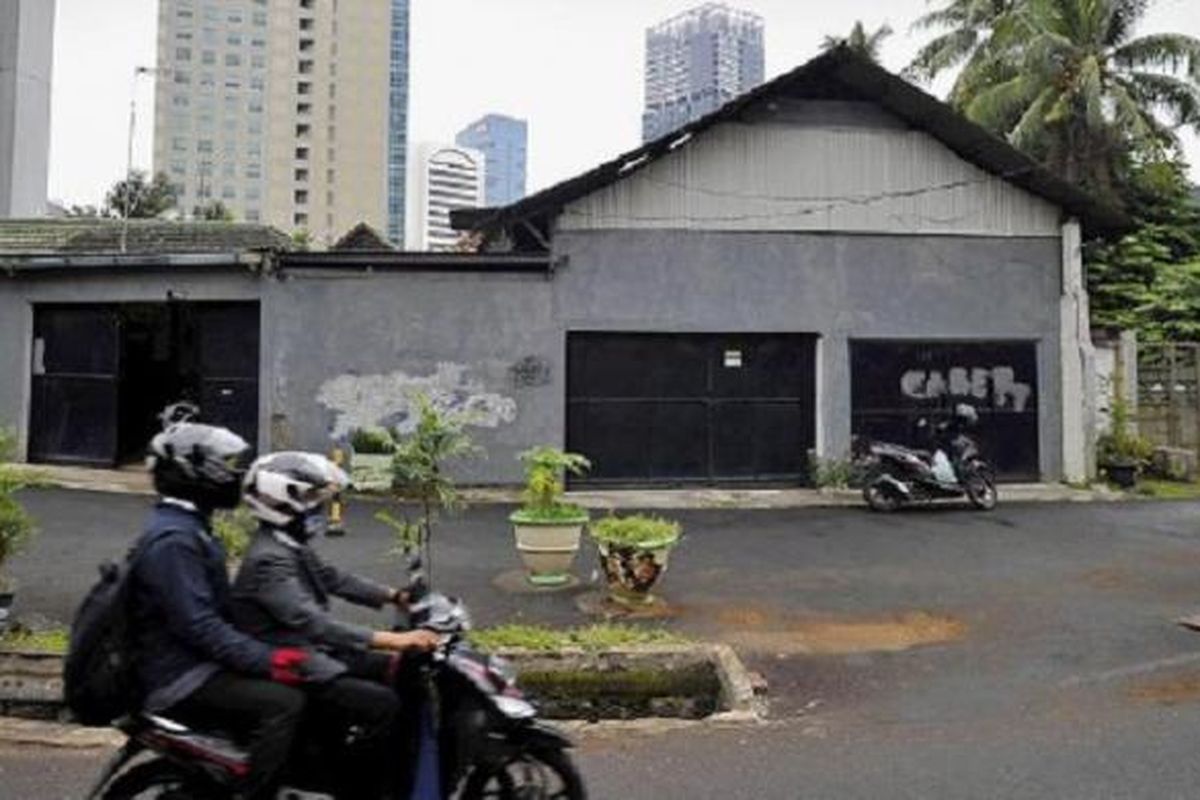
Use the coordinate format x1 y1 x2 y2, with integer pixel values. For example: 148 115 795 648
509 447 591 586
0 430 36 630
1098 399 1154 489
349 427 395 490
590 514 682 606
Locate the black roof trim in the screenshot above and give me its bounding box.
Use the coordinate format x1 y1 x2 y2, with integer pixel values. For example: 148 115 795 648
278 251 554 273
453 47 1128 237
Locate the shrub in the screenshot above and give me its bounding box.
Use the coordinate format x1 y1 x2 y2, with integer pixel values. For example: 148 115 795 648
212 505 257 562
471 623 686 653
511 446 590 523
351 427 395 455
1097 398 1155 467
590 514 681 549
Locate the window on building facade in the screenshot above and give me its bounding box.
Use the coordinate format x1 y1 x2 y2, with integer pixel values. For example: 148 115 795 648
202 50 216 65
197 139 214 153
299 38 314 52
246 209 261 222
296 146 309 160
298 60 313 74
225 53 241 67
296 102 311 115
294 212 309 226
175 47 192 61
172 94 190 108
295 168 309 182
297 82 312 95
299 18 314 31
251 55 266 69
174 71 191 84
252 11 267 26
296 123 310 137
222 186 236 200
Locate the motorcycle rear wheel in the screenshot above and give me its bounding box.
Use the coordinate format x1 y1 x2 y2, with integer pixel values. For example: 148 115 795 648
100 758 214 799
863 479 902 513
460 747 586 800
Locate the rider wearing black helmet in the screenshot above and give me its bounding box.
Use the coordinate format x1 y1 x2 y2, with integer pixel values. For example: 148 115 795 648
129 421 327 800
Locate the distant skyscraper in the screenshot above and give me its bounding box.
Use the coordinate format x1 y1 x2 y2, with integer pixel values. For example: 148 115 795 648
642 3 764 142
0 0 55 218
408 143 484 252
455 114 527 208
153 0 410 245
386 0 410 246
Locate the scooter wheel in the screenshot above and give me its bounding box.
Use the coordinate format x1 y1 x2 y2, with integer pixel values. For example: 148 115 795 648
863 480 902 512
100 758 211 799
965 473 998 511
460 747 587 800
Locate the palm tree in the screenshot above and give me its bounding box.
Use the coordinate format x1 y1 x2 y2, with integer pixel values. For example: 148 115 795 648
910 0 1200 199
822 21 893 62
906 0 1021 100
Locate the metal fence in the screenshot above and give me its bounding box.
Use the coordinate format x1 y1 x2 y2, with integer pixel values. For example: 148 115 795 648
1138 343 1200 451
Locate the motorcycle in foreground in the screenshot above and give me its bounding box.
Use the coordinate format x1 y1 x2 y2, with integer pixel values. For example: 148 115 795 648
86 556 586 799
854 404 998 513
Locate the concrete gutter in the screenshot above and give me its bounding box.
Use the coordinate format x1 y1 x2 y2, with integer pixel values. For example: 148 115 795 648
11 464 1125 508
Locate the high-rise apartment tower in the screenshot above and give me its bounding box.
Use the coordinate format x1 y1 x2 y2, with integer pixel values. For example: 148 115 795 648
153 0 410 245
642 3 764 142
408 142 484 252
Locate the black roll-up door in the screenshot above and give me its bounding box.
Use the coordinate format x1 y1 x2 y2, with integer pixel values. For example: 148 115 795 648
850 340 1040 481
29 305 121 466
567 333 817 485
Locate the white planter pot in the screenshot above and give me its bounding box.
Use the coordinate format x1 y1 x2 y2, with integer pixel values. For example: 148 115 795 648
510 515 588 586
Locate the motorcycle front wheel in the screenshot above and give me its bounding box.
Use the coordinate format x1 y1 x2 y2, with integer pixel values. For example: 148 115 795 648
863 478 902 513
100 758 216 799
460 747 586 800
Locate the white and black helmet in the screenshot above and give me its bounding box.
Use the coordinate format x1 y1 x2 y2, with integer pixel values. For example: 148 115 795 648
148 422 252 510
243 451 350 531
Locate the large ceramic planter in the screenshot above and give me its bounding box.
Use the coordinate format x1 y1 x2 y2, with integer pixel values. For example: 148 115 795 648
510 512 589 586
350 453 394 490
595 538 677 606
1105 461 1138 489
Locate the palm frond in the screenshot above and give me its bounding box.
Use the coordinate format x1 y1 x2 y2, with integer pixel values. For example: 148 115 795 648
1009 85 1060 150
905 28 980 82
1111 34 1200 79
1119 72 1200 128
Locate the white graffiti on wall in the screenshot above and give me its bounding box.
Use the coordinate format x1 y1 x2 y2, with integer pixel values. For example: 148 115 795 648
900 366 1033 412
317 363 517 437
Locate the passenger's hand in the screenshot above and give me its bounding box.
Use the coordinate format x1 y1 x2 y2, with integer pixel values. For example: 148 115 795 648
269 648 309 686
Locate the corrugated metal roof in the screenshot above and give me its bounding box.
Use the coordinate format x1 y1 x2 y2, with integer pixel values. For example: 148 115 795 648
0 219 292 256
453 47 1128 242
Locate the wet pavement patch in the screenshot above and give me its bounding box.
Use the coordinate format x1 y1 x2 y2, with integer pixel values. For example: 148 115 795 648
1127 671 1200 705
715 609 968 655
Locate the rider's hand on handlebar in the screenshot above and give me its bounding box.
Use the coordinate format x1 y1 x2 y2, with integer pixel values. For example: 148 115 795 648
372 629 441 653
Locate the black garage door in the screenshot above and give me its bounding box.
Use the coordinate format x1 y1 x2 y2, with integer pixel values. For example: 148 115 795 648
29 302 260 466
567 333 817 485
851 340 1039 481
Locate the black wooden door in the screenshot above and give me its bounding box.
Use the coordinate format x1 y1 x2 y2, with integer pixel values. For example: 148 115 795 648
850 340 1040 481
567 333 817 485
29 305 121 465
192 303 260 449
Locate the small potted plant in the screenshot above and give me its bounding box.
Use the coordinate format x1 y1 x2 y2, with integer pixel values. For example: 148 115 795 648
509 447 591 586
349 427 395 490
590 514 681 606
1098 399 1154 489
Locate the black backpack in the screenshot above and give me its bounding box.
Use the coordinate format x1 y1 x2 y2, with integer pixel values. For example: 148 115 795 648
63 531 172 726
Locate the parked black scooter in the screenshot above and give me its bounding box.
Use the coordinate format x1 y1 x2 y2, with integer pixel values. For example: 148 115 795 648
854 404 998 512
86 556 586 799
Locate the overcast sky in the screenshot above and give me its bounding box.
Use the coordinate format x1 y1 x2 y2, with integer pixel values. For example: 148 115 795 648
48 0 1200 208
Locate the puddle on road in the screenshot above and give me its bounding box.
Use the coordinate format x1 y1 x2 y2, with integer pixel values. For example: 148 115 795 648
1127 672 1200 705
714 608 967 655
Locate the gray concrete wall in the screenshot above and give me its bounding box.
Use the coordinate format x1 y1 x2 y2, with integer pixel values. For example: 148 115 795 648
0 0 55 217
260 269 558 484
551 229 1065 479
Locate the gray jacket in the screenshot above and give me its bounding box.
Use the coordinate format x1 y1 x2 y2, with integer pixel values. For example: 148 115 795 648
230 528 394 654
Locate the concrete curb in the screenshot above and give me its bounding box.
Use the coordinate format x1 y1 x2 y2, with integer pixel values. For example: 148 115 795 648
10 463 1130 509
0 644 764 748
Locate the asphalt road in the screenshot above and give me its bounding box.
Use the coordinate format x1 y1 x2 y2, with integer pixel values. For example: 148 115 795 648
8 492 1200 797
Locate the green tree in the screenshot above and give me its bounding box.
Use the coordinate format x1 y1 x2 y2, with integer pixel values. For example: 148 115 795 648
908 0 1200 201
193 200 235 222
103 170 179 219
821 21 893 62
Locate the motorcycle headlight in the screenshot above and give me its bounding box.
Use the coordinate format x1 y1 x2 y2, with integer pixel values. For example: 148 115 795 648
491 695 537 720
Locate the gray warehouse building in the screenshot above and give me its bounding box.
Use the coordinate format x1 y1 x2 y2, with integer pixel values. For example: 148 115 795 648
0 50 1122 486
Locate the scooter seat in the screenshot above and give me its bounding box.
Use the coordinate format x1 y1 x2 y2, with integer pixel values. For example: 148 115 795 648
130 713 250 774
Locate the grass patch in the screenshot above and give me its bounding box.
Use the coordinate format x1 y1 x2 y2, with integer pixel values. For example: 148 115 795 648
0 626 68 654
472 623 687 653
1135 479 1200 500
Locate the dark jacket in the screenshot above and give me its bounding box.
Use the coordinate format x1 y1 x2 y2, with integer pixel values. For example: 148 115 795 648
231 528 394 654
131 501 275 712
